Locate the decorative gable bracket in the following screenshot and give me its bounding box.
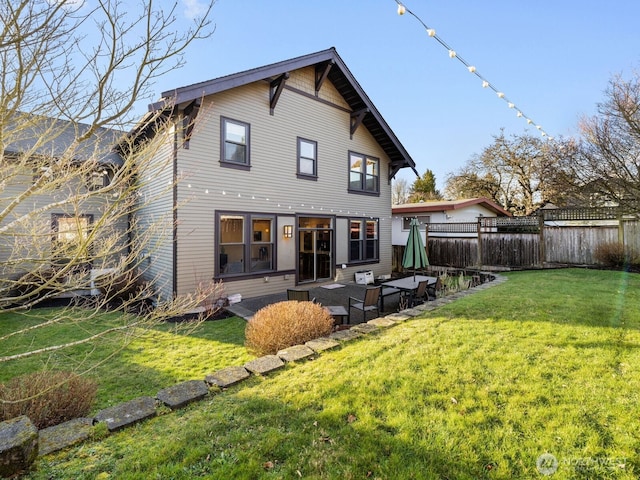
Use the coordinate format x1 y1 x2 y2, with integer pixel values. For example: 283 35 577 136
350 108 369 139
315 60 334 96
182 99 200 149
270 72 290 115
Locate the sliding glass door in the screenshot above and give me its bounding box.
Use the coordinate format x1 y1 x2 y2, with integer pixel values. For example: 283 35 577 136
298 217 333 283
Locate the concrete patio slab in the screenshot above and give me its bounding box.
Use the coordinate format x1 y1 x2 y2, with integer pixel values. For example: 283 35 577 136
244 355 285 375
367 317 396 327
277 344 315 362
305 337 340 352
94 396 156 432
205 366 250 388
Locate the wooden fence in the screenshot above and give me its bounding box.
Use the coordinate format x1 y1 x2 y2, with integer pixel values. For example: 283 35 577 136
393 207 640 271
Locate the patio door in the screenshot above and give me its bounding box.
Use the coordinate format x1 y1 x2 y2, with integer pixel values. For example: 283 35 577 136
298 217 333 283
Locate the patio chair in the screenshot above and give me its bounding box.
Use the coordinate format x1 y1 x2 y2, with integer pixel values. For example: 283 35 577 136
380 285 401 312
426 277 443 300
349 286 381 323
287 289 315 302
402 280 428 308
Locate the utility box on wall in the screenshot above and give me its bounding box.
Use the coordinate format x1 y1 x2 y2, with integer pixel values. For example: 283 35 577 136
355 270 374 285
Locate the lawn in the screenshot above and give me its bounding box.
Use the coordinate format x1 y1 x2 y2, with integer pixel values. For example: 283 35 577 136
0 310 253 411
15 268 640 478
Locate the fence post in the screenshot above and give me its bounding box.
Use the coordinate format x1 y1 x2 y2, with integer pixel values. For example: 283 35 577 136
538 212 545 266
476 219 483 267
618 211 625 248
425 223 429 265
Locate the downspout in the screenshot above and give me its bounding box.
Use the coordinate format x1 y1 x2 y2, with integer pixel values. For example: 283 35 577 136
172 122 179 297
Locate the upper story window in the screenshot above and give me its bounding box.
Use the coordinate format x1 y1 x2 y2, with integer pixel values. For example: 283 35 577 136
87 170 108 191
297 137 317 179
349 152 379 194
221 117 250 168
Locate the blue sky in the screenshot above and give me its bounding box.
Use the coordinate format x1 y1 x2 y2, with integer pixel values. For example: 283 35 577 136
159 0 640 190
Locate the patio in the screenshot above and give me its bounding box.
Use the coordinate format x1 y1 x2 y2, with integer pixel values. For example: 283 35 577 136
226 282 404 324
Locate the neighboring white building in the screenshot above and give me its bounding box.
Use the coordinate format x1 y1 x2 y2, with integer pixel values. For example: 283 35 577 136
391 198 511 245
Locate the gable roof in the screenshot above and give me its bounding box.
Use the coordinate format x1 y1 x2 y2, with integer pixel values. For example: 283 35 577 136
393 198 512 217
4 113 124 167
149 47 417 178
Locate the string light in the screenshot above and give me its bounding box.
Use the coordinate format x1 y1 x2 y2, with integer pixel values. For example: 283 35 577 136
394 1 550 139
179 186 403 221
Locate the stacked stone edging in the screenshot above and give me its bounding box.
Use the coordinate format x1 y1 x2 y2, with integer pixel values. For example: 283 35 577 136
0 274 505 475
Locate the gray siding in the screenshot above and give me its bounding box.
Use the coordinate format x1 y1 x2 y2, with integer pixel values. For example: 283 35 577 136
0 170 128 279
135 132 176 300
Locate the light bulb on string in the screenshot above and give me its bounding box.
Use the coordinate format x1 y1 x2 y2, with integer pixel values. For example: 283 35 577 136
393 0 552 140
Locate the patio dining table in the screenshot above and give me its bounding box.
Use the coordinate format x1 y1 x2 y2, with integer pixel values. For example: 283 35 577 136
382 275 437 292
381 275 437 307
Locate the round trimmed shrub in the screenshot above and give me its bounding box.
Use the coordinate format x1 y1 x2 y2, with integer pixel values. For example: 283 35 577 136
245 300 334 356
0 371 97 429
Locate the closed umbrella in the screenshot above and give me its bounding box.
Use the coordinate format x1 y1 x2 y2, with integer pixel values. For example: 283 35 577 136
402 217 429 278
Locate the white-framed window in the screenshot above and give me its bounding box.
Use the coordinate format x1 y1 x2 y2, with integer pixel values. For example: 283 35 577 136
51 213 93 263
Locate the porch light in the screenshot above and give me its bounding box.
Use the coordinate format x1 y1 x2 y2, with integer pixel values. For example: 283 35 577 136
283 225 293 239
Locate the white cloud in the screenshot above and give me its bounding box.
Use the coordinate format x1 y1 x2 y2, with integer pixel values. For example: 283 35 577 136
182 0 208 20
48 0 85 8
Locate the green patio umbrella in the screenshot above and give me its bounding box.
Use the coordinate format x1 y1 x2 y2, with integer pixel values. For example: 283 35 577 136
402 217 429 278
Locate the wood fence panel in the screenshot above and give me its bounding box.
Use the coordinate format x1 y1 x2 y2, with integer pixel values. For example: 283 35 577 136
623 221 640 253
481 233 539 267
427 238 477 268
544 226 617 264
421 218 639 270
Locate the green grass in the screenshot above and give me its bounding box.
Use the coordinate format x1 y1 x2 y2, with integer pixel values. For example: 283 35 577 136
16 269 640 478
0 310 252 410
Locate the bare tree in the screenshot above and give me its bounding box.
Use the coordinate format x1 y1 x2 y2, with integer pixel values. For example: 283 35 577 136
561 72 640 211
0 0 222 368
392 177 410 204
444 131 560 215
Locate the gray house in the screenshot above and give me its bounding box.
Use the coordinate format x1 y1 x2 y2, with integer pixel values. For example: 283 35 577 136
0 114 127 293
138 48 417 301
